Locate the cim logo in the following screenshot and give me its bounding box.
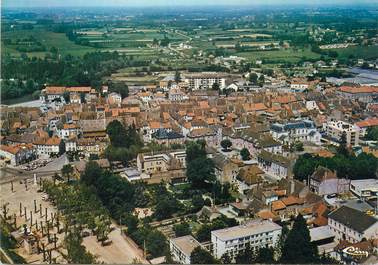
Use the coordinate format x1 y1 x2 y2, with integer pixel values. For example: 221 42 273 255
342 246 369 257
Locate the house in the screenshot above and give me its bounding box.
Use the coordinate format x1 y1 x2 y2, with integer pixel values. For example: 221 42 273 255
170 235 202 264
349 179 378 200
309 226 337 257
136 150 186 175
211 152 239 183
257 150 292 179
309 166 350 196
0 144 37 166
337 85 378 103
107 92 122 106
328 206 378 243
57 123 80 139
211 219 282 260
168 88 187 101
355 117 378 137
65 137 77 152
152 129 185 146
34 136 61 157
270 119 321 145
236 165 264 194
77 138 106 157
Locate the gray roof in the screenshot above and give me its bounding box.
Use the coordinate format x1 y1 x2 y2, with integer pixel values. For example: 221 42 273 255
211 219 281 241
328 206 378 233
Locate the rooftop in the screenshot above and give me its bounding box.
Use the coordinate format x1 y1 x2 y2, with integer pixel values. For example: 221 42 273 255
211 219 281 241
328 206 378 233
170 235 201 257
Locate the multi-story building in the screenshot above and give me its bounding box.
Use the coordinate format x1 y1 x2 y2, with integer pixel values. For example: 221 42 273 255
322 120 360 147
337 86 378 103
34 136 61 157
0 144 37 166
257 150 292 179
309 166 350 196
349 179 378 200
270 119 321 145
170 235 201 264
137 150 186 174
184 72 227 90
211 219 282 260
328 206 378 243
168 88 187 101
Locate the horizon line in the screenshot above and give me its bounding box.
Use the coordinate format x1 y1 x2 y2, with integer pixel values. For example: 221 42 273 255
3 2 378 9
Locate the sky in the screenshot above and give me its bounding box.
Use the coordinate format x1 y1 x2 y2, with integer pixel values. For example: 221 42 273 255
3 0 378 8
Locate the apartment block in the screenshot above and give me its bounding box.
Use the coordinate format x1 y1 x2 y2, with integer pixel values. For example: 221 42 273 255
211 219 282 260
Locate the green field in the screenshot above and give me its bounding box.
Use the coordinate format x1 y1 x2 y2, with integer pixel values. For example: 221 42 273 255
328 45 378 60
235 48 321 63
2 28 95 57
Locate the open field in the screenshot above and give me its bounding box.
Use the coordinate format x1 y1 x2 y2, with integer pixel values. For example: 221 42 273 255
2 28 95 57
327 45 378 60
235 48 321 63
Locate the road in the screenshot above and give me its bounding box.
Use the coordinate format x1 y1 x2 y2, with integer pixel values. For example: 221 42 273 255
0 155 68 184
8 100 42 108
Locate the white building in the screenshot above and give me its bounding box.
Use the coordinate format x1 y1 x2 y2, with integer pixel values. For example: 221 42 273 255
136 150 186 174
168 88 187 101
170 235 201 264
211 219 282 260
270 119 321 145
107 92 122 106
328 206 378 243
35 136 61 157
322 120 360 147
350 179 378 200
257 150 292 179
184 72 227 90
290 82 309 92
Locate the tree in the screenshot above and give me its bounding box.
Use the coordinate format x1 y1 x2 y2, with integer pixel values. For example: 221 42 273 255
280 214 319 264
187 158 215 189
173 222 191 237
186 141 206 162
337 132 349 156
258 74 265 87
366 126 378 141
192 195 205 211
124 214 139 235
145 229 169 258
63 91 70 103
106 120 143 148
212 82 220 91
255 247 275 263
235 243 254 264
65 231 95 264
61 164 74 182
196 224 212 242
58 140 66 155
220 139 232 152
240 148 250 160
220 253 232 264
191 246 218 264
293 153 319 182
81 160 102 186
174 70 181 83
109 82 129 98
292 141 304 152
249 73 258 85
